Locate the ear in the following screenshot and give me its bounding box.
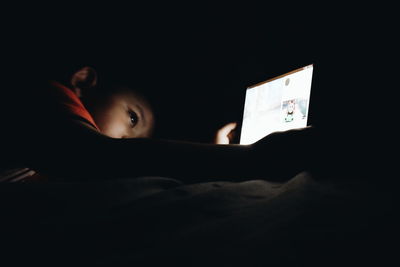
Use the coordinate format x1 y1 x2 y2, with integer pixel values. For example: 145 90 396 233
70 66 98 97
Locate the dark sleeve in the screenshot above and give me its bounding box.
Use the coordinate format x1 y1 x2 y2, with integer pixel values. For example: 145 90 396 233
25 119 257 183
17 114 310 183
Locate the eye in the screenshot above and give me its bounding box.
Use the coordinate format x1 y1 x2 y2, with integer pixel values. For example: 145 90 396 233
129 110 139 127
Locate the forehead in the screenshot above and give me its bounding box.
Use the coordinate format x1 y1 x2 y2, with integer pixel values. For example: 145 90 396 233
111 88 149 107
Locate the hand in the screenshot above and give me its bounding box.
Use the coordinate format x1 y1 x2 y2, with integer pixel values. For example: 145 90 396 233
249 126 320 180
214 122 237 144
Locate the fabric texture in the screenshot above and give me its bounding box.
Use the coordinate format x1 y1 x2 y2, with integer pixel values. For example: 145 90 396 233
1 172 396 266
49 80 99 131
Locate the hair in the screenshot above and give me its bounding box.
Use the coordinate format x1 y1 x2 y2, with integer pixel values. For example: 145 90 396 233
68 66 152 105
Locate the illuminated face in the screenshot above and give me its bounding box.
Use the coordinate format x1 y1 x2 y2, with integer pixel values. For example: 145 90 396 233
89 88 155 138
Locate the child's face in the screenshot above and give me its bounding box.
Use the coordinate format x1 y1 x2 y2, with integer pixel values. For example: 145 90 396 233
90 89 154 139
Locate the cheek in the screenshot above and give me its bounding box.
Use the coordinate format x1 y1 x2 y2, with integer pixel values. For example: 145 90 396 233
132 115 154 138
100 118 127 138
92 105 129 138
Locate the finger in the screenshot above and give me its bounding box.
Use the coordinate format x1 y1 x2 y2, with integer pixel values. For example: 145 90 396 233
220 122 237 135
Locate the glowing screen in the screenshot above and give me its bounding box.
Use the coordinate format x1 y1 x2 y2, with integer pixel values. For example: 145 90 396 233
240 65 313 145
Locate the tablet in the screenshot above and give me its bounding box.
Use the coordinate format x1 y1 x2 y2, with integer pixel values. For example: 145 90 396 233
239 64 313 145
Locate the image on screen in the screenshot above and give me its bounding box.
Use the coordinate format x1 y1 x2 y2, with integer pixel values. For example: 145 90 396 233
240 65 313 145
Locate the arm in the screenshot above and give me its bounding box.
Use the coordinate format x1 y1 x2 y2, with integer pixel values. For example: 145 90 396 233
24 118 316 183
27 119 253 183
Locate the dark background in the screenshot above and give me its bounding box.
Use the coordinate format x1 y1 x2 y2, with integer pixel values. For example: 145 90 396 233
1 4 398 266
2 3 395 146
0 2 396 196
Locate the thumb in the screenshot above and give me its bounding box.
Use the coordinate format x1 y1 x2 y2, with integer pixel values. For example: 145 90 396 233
215 122 238 144
219 122 237 135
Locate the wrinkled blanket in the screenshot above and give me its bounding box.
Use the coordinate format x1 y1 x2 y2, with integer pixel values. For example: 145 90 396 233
0 172 397 266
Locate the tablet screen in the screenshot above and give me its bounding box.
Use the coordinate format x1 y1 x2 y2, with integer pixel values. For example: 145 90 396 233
239 64 313 145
